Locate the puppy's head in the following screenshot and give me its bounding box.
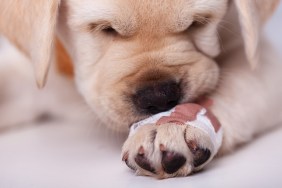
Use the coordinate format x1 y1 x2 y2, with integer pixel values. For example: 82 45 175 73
0 0 279 131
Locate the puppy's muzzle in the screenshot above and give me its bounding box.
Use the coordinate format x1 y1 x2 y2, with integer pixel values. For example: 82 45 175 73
133 80 181 114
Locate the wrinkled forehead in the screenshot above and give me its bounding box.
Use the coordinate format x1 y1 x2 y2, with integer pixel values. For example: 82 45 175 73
67 0 227 21
68 0 228 26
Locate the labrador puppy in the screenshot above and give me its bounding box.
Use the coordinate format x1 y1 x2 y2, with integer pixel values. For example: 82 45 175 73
0 0 281 179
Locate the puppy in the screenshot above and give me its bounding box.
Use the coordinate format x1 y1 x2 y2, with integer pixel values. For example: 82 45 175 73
0 0 281 178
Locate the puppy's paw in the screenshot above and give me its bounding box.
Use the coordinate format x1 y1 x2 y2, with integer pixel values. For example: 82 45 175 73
122 123 219 179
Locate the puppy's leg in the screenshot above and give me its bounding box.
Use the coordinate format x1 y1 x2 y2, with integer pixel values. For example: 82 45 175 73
212 40 282 154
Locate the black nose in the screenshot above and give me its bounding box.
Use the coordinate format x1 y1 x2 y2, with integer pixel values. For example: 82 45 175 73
133 81 181 114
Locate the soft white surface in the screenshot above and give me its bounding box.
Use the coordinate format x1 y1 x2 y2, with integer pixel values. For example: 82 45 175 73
0 4 282 188
0 120 282 188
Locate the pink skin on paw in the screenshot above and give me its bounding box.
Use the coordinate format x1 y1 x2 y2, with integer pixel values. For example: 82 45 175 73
156 100 221 133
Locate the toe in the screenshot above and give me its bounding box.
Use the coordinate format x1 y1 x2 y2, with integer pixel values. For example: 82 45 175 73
134 146 156 173
122 151 136 170
161 150 186 174
193 148 211 168
187 140 211 168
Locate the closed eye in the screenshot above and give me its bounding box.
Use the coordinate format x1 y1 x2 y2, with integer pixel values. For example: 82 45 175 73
88 22 119 36
185 14 213 32
101 26 118 35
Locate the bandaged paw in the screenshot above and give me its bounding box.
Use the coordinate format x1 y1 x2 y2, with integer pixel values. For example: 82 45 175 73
122 102 223 178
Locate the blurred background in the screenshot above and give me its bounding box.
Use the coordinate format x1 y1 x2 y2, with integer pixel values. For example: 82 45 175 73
266 3 282 50
0 3 282 188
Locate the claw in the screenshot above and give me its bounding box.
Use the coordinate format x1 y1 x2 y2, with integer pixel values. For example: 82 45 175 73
160 144 166 152
138 146 145 155
122 151 129 161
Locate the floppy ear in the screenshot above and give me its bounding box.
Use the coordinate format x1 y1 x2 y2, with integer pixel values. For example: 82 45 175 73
235 0 280 68
55 38 74 77
0 0 61 88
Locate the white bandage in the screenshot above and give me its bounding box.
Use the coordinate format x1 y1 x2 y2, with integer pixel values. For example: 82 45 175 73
129 108 175 136
129 107 222 154
186 108 223 154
